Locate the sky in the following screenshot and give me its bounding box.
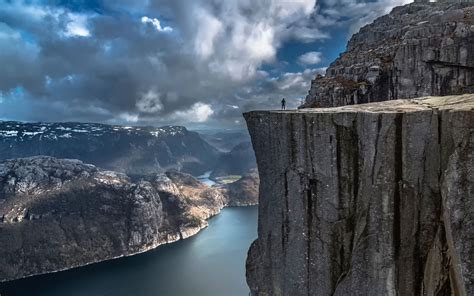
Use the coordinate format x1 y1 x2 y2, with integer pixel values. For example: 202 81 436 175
0 0 411 129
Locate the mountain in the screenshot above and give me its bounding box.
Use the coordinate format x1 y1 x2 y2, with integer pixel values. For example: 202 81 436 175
198 129 251 152
245 94 474 295
0 121 219 176
221 169 259 206
0 156 253 282
302 2 474 108
210 141 257 179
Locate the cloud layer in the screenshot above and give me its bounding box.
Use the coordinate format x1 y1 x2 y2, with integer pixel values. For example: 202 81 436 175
298 51 323 65
0 0 412 127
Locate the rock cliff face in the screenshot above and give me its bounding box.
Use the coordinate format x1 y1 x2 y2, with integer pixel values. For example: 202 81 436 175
0 157 228 282
244 94 473 295
303 3 474 108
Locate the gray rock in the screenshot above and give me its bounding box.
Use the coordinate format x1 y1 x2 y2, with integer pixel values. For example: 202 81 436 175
244 95 474 295
0 156 227 282
303 3 474 108
222 169 260 206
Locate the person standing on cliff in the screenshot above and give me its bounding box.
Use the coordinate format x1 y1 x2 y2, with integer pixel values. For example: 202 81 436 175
281 98 286 110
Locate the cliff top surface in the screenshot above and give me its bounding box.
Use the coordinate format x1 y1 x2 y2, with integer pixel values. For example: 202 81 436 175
247 94 474 115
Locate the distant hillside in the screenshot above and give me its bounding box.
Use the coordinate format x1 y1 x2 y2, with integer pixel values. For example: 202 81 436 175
210 141 256 179
198 129 251 152
0 121 219 176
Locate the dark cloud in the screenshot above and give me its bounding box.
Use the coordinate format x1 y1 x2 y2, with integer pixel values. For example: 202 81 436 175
0 0 411 127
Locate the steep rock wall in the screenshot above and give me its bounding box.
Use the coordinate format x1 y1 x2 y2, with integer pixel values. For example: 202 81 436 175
244 95 473 295
303 3 474 108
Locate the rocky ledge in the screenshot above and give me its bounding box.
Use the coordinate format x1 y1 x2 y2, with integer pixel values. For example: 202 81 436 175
0 156 240 282
303 2 474 108
244 94 473 295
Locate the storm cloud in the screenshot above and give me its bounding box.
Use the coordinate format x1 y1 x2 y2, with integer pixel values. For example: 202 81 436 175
0 0 411 127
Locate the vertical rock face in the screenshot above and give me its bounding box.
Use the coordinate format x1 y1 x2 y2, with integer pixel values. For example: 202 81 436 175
303 3 474 108
244 95 474 296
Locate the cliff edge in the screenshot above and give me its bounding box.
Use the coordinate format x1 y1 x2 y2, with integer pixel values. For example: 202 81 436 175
244 94 473 295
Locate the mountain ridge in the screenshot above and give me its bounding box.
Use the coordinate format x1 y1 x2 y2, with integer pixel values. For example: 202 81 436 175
0 120 219 176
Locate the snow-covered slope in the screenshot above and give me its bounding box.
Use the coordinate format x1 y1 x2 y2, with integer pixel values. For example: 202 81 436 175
0 121 219 176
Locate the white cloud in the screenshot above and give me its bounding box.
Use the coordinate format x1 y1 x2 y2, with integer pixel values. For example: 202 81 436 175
119 112 139 123
286 26 329 42
64 14 90 37
172 102 214 123
274 0 315 19
194 9 223 59
298 51 323 65
1 2 92 38
136 90 164 113
318 0 413 35
189 0 317 81
141 16 173 32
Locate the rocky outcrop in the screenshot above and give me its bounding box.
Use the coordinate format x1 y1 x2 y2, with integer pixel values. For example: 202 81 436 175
244 95 474 295
303 3 474 108
0 157 227 282
222 169 260 206
149 170 227 230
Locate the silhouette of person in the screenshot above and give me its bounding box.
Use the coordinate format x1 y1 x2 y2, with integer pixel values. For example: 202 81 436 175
281 98 286 110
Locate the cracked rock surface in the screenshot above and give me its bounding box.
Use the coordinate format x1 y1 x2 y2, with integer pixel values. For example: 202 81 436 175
303 3 474 108
244 94 473 296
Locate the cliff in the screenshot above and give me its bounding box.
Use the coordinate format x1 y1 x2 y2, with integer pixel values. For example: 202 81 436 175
244 94 473 295
303 3 474 108
0 157 229 282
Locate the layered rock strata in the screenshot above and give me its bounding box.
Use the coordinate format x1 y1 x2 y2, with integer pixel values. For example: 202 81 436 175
303 3 474 108
244 95 473 295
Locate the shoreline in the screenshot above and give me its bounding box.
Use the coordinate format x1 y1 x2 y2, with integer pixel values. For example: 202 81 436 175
0 203 258 284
